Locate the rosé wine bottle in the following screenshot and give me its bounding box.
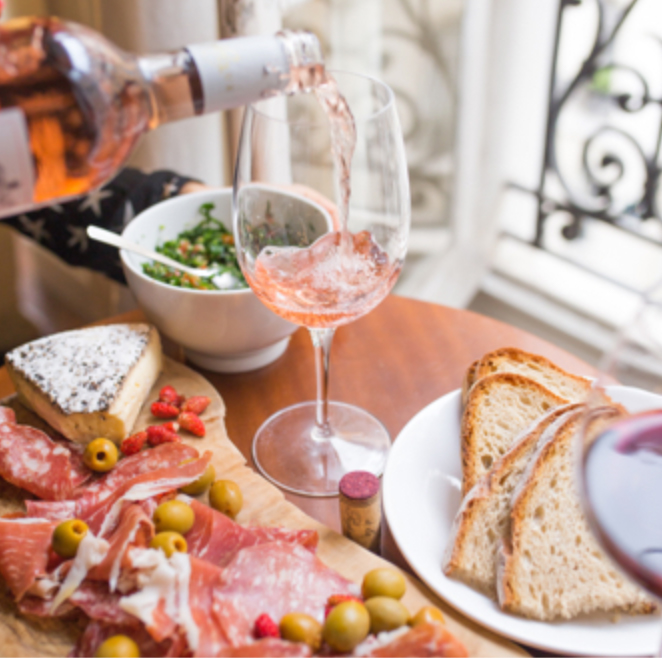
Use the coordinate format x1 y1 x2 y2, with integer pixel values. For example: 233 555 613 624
0 17 323 217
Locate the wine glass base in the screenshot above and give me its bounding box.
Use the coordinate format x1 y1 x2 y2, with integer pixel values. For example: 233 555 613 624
252 401 391 497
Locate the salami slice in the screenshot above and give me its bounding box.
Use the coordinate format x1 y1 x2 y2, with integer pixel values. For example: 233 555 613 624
213 542 359 647
185 499 318 567
0 518 58 600
0 420 90 500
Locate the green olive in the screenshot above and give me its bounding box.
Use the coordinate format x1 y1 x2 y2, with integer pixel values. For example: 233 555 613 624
149 531 188 558
322 600 370 653
279 612 322 651
94 634 140 657
409 605 445 627
179 462 216 496
152 500 195 535
52 519 89 558
209 480 243 519
364 596 410 634
361 568 406 601
84 438 119 473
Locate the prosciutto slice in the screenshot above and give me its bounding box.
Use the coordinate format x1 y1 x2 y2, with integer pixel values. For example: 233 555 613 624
70 620 187 658
0 518 58 599
89 504 154 590
28 451 212 536
0 418 90 500
0 407 16 424
216 639 312 656
185 499 318 567
213 541 358 647
365 623 469 657
26 443 200 521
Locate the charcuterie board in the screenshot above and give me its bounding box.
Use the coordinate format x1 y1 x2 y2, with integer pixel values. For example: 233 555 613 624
0 357 527 657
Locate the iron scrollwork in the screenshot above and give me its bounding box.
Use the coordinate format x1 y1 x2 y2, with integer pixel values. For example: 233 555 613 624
524 0 662 247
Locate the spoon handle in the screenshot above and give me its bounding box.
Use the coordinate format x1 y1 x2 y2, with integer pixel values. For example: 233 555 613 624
87 225 204 275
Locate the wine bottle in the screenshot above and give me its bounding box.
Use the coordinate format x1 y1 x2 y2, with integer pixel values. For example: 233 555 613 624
0 17 324 218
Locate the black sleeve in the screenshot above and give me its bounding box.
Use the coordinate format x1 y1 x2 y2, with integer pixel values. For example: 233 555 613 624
3 168 201 284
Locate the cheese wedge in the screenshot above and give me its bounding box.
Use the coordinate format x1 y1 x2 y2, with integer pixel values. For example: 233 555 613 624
5 324 162 444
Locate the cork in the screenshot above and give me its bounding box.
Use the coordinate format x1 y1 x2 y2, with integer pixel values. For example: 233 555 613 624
339 471 381 553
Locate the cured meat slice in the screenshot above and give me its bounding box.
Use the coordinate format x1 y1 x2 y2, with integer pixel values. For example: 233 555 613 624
365 623 469 657
213 541 359 647
0 420 90 500
185 499 318 567
70 582 142 627
89 453 212 536
89 504 154 590
0 518 58 599
70 620 187 658
0 407 16 424
25 500 77 522
26 443 200 521
217 639 312 656
72 443 200 510
27 451 211 536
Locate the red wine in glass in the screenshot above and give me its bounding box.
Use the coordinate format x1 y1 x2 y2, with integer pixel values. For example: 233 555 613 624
583 410 662 597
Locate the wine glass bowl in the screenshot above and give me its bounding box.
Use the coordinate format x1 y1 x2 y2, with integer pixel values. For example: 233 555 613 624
233 71 410 496
577 283 662 648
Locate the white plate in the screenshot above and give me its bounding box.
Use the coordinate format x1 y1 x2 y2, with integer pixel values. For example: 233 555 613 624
383 385 662 656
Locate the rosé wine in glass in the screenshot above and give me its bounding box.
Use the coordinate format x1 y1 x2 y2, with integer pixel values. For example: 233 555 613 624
233 71 410 496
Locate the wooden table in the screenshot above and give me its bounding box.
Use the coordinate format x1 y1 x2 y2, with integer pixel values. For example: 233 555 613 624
0 294 595 557
0 294 596 656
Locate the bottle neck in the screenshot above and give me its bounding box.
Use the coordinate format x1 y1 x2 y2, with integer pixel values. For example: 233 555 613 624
139 31 325 126
138 50 203 129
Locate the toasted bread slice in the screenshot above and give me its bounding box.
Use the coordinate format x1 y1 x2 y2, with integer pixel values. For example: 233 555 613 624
444 403 583 596
472 347 591 404
461 359 481 407
461 373 568 495
497 407 656 620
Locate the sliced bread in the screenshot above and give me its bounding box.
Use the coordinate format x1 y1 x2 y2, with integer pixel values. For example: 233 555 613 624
444 403 583 596
461 373 568 495
472 347 591 404
497 407 656 620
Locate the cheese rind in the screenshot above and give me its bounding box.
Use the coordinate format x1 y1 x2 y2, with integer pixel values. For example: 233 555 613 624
5 324 162 444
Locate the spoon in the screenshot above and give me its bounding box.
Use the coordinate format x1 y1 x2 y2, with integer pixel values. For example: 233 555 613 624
86 225 240 289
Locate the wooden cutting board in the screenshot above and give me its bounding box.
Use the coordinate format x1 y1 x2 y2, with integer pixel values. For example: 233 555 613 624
0 357 528 657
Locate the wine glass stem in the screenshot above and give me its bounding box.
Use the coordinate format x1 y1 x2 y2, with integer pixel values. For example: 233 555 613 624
309 327 335 439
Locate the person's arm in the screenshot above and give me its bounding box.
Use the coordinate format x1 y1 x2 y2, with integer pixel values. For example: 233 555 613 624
3 168 206 284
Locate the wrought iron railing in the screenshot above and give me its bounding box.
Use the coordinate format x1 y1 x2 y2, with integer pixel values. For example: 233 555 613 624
513 0 662 257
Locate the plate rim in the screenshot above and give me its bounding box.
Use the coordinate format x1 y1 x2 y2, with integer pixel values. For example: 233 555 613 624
383 386 662 656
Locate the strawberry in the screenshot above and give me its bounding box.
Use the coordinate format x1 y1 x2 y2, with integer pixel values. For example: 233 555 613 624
158 385 180 406
254 613 279 639
176 394 187 407
146 425 181 446
181 396 211 415
151 401 180 419
121 431 148 456
162 421 179 433
324 594 364 618
178 412 205 437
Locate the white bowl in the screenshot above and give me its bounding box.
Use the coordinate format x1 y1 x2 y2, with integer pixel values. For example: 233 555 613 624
120 189 297 373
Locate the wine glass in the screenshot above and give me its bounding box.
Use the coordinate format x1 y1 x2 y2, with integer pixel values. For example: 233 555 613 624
577 279 662 652
232 71 410 496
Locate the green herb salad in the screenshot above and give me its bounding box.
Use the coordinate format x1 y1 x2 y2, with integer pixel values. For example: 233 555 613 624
142 203 246 291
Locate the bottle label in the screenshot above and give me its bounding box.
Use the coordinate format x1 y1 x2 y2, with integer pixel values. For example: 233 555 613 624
187 36 290 113
0 108 35 219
